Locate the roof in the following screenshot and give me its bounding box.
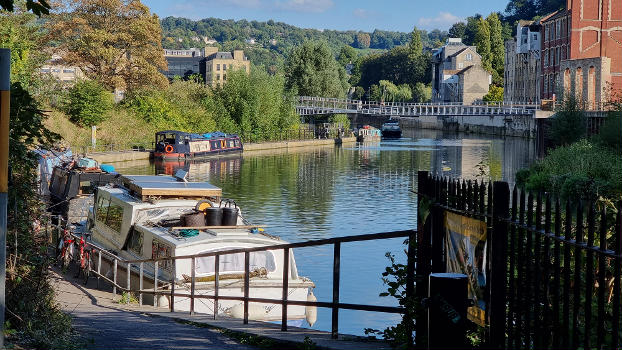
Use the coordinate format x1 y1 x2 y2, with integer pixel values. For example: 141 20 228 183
540 8 568 23
120 175 222 200
207 52 234 60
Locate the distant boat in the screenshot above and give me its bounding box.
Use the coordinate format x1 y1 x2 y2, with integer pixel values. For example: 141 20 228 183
153 130 243 160
355 125 381 142
381 120 402 138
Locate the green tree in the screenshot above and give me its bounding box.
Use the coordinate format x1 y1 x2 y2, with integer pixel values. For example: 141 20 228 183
0 8 48 90
337 45 357 66
284 41 349 98
487 13 504 77
413 82 431 102
48 0 168 92
448 22 467 40
409 26 423 59
355 32 371 49
550 96 587 146
483 85 503 102
353 86 365 100
474 18 492 71
64 80 114 127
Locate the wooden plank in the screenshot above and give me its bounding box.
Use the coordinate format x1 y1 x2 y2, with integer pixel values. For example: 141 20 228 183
170 225 266 230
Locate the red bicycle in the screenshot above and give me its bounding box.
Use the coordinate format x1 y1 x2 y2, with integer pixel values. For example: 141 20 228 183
57 228 75 271
74 233 92 285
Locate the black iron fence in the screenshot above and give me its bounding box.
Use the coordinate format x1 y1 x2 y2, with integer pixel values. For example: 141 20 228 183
416 171 622 349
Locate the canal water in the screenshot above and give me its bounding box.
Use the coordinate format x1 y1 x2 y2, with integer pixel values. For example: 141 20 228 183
113 128 535 336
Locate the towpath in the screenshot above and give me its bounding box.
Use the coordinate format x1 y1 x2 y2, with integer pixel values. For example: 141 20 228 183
51 266 391 350
51 268 255 350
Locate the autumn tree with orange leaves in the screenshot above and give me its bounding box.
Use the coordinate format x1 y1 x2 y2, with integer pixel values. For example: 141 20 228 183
47 0 168 92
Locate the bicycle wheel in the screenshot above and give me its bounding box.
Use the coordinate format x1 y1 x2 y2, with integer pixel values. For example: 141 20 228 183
83 252 91 285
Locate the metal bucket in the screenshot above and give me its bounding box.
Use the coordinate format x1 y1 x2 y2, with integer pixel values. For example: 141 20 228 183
205 207 223 226
181 211 204 227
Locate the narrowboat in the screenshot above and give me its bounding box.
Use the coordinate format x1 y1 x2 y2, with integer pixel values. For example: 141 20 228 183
153 130 243 160
87 173 316 323
381 120 402 138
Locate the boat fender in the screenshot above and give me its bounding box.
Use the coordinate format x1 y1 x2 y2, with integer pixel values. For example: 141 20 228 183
228 303 268 320
305 290 317 327
164 144 174 153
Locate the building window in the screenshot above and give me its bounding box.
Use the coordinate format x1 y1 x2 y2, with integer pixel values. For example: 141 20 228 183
458 62 464 69
216 74 220 80
556 47 560 65
216 64 220 71
223 74 226 81
544 49 548 67
223 64 227 71
466 53 473 61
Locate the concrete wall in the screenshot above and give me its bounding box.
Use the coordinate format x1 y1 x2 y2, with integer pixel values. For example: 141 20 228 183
398 113 536 138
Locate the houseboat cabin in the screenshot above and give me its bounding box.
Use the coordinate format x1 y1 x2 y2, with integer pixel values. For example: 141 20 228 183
153 130 243 160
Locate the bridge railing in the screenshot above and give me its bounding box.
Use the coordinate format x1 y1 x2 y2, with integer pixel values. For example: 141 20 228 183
60 226 416 342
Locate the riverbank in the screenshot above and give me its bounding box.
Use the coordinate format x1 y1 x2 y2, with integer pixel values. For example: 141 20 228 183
87 137 356 163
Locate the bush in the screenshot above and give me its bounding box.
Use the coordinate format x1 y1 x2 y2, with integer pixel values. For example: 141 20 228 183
64 80 114 127
328 113 350 130
518 140 622 201
550 95 586 146
593 104 622 153
482 85 503 102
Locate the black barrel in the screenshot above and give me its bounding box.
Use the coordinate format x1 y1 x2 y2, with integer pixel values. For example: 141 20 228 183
205 207 223 226
221 207 239 226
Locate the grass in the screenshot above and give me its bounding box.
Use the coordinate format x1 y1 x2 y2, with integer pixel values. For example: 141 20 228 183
44 108 156 151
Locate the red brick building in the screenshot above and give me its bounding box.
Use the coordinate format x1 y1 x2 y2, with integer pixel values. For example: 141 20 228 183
541 0 622 107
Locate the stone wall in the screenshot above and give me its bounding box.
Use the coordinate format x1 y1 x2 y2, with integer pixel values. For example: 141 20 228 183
398 113 536 138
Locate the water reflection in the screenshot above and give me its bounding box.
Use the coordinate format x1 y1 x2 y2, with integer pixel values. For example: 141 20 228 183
113 129 534 336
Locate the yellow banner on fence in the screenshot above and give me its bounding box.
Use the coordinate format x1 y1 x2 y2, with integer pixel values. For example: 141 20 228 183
444 211 487 326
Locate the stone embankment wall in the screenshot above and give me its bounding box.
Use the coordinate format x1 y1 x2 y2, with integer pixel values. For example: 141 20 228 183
399 114 536 138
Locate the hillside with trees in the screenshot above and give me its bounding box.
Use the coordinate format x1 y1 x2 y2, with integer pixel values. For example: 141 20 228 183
160 16 449 70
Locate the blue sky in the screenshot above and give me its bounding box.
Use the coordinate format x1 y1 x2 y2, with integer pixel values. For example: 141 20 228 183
143 0 506 32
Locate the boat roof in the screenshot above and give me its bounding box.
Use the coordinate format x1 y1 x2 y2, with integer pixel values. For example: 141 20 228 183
120 175 222 200
140 225 281 249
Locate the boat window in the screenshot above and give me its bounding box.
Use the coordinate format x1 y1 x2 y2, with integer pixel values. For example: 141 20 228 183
227 139 235 148
195 250 277 275
234 139 241 147
210 140 221 150
157 133 177 144
96 195 110 223
152 239 173 271
105 202 124 232
134 206 195 225
127 228 143 255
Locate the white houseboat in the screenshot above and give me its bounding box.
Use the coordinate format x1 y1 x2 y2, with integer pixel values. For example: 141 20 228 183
88 173 315 323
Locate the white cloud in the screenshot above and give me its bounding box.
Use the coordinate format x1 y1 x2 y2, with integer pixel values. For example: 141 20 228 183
417 12 463 30
353 8 370 19
274 0 334 13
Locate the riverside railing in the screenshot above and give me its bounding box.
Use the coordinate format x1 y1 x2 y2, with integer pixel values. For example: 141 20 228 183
61 228 416 343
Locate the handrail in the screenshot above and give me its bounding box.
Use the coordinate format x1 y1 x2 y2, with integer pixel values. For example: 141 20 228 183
60 226 417 340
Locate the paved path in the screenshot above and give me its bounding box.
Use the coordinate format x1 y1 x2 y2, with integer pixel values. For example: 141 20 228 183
51 269 254 350
52 266 391 350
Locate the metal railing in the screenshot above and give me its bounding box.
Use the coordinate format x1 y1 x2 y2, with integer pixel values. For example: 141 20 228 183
58 227 416 341
76 143 152 155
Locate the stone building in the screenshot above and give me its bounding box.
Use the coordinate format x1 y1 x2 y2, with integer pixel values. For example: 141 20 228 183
504 20 542 104
540 0 622 108
39 54 84 83
432 38 491 104
204 49 250 87
162 47 250 86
